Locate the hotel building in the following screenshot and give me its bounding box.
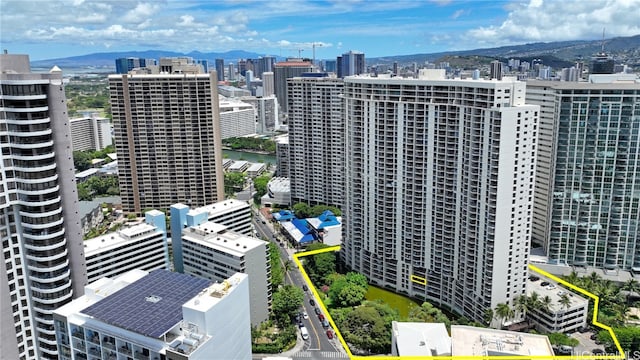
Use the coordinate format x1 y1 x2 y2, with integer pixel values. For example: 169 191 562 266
109 71 224 214
342 70 539 323
1 54 86 359
69 115 112 152
527 76 640 270
287 76 345 207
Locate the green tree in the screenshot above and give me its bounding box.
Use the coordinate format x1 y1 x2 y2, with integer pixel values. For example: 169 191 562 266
558 294 572 310
224 172 246 196
622 278 640 303
310 204 342 217
304 243 336 285
267 242 284 288
271 285 304 326
73 150 92 171
345 272 368 289
494 303 514 327
253 174 270 197
547 332 579 347
328 273 368 307
292 202 312 219
408 302 451 326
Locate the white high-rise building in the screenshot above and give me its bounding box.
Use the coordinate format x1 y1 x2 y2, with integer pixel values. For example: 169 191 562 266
262 72 274 96
218 98 256 139
69 115 112 152
287 76 344 207
342 71 539 324
1 54 86 359
527 77 640 271
53 270 252 360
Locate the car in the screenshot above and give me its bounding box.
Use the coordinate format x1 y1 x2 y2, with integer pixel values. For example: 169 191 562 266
300 326 309 340
309 298 315 306
592 349 605 355
318 314 325 321
326 329 334 339
540 281 550 286
303 285 308 291
578 327 590 333
529 275 540 282
261 219 266 224
322 319 330 328
590 334 598 341
314 307 321 315
294 314 301 322
302 312 308 320
298 321 304 328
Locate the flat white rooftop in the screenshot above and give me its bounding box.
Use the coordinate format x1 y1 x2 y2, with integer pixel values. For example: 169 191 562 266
392 321 451 356
451 325 554 356
84 223 160 254
182 221 264 256
188 199 250 217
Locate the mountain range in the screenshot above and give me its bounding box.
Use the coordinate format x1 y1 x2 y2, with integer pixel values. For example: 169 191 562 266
30 34 640 70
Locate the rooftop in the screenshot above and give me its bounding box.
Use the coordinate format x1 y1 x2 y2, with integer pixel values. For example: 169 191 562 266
527 274 588 312
82 270 211 338
392 321 451 356
83 223 161 255
451 325 554 356
182 221 264 255
188 199 250 218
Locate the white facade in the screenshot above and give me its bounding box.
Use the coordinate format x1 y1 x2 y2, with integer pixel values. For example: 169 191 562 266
391 322 451 356
218 98 256 139
84 220 169 284
1 54 86 359
240 95 278 133
180 222 271 326
287 77 345 207
261 177 291 207
262 72 274 96
52 270 251 360
451 325 554 355
527 276 588 333
275 135 289 177
69 115 112 151
342 73 539 324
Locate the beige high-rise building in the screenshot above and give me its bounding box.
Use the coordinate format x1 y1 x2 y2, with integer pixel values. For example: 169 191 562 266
1 54 86 360
109 71 224 214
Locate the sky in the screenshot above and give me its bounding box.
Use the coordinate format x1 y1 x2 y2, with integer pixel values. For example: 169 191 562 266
1 0 639 61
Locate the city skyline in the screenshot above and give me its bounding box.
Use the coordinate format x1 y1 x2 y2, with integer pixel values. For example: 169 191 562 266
1 0 639 61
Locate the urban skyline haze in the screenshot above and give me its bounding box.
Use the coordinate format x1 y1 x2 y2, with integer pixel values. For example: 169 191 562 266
1 0 640 61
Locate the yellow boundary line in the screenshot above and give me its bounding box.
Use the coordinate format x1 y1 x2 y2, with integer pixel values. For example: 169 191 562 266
292 246 626 360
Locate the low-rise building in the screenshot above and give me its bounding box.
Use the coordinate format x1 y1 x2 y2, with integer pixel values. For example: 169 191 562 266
306 210 342 246
53 270 252 360
527 275 589 333
180 222 271 326
261 177 291 207
84 211 168 283
228 160 249 173
391 322 451 356
451 325 554 356
247 163 266 177
79 200 105 236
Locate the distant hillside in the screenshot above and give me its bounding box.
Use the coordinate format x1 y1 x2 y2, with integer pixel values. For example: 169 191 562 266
31 50 278 69
31 34 640 70
368 34 640 65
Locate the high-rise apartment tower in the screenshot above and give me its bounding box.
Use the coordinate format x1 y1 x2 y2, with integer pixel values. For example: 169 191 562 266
1 54 86 359
109 72 225 214
287 75 344 207
342 71 539 323
527 77 640 271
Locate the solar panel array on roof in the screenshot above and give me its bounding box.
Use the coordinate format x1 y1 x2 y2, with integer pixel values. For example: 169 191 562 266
82 269 211 338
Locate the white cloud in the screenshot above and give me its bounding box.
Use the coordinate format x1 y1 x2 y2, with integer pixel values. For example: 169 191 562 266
122 3 160 23
464 0 640 47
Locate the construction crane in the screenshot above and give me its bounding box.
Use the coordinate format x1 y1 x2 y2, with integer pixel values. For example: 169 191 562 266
312 42 323 68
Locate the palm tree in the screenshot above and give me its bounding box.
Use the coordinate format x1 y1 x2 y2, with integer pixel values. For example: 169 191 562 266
621 279 639 303
494 303 514 328
483 308 494 326
541 296 553 313
558 294 572 311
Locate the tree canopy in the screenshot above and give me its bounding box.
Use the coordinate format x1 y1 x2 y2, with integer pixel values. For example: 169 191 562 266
338 300 400 355
408 302 451 326
304 243 336 285
271 285 304 327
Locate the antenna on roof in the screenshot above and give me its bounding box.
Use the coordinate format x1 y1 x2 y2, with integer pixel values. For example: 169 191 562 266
601 28 606 53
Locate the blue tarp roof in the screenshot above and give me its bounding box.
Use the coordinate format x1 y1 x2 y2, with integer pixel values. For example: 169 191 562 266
281 218 316 243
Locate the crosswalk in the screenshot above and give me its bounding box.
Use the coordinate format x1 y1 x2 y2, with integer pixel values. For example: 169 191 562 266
295 351 349 358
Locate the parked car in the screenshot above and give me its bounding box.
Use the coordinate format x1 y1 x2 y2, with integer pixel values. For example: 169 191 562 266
314 307 321 315
302 312 308 320
540 281 550 287
303 285 308 291
592 349 605 355
298 321 304 328
529 276 540 282
309 298 315 306
300 326 309 340
326 329 334 339
318 314 325 321
322 319 330 328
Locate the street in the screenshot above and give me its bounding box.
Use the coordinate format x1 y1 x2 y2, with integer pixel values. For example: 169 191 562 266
253 212 348 360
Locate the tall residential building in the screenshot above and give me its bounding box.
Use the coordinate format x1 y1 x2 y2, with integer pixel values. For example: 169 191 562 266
109 72 225 214
339 51 365 77
69 115 112 152
342 71 539 323
53 270 252 360
274 60 314 114
180 221 271 325
240 95 278 133
262 72 275 96
84 210 168 284
218 98 256 139
287 76 344 207
228 63 236 81
275 135 290 177
527 77 640 270
1 54 87 359
115 57 148 74
215 58 225 81
490 60 503 80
